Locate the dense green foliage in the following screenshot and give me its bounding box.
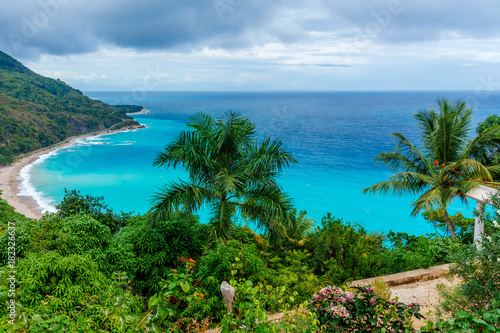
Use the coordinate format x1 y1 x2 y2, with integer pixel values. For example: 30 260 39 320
472 114 500 179
419 192 500 332
438 194 500 315
0 51 140 164
116 213 208 296
0 190 464 331
363 98 500 238
56 188 131 234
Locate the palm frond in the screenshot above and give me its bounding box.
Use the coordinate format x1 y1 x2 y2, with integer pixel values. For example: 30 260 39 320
148 180 213 226
239 186 295 242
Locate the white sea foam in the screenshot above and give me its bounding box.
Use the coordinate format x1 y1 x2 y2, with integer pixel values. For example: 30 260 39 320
18 124 146 215
18 151 59 214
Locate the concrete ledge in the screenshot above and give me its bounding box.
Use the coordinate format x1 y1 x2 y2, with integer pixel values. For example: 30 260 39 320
351 263 452 287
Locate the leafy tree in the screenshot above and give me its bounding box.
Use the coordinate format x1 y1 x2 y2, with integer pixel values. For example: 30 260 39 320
422 209 474 241
471 114 500 179
363 99 500 238
56 188 131 234
149 111 297 242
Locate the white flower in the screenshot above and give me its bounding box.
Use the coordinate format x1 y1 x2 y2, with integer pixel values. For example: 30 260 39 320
493 220 499 228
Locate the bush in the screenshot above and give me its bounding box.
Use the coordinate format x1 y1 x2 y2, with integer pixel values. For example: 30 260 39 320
382 232 462 274
305 214 386 284
420 303 500 332
56 188 131 234
0 270 145 332
147 260 211 330
1 252 108 313
220 277 318 332
439 222 500 314
265 249 321 305
115 213 208 295
308 285 423 332
196 239 268 299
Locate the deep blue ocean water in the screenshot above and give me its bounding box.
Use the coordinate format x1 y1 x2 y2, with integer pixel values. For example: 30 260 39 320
22 91 500 236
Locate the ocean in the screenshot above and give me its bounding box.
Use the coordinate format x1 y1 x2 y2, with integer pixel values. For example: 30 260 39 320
20 91 500 236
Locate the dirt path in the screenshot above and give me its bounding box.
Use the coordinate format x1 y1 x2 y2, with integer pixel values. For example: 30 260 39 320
390 275 459 328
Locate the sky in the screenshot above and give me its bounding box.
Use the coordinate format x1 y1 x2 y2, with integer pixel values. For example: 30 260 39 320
1 0 500 91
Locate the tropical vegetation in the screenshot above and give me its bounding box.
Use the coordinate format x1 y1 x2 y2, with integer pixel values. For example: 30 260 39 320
0 97 499 331
363 99 500 238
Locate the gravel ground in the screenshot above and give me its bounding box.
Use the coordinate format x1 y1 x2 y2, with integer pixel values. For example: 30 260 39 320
390 275 460 328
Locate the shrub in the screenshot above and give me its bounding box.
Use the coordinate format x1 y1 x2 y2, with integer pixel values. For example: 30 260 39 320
382 232 462 274
265 249 321 305
220 277 319 332
56 188 131 234
420 303 500 332
308 285 423 332
196 239 268 299
147 260 210 330
0 270 145 332
305 214 386 284
0 215 35 265
3 252 108 314
115 213 207 295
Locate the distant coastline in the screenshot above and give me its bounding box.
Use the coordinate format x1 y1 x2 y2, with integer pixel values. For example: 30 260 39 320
0 123 145 219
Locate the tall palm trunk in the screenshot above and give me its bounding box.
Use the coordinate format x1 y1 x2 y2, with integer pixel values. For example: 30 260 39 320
443 209 457 238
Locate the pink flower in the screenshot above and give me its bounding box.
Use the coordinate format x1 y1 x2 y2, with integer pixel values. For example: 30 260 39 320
330 305 350 319
336 296 346 303
369 298 376 306
314 294 323 301
366 287 374 293
344 291 354 301
320 286 345 297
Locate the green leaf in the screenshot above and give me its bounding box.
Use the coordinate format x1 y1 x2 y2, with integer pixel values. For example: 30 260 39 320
148 295 160 308
180 281 190 293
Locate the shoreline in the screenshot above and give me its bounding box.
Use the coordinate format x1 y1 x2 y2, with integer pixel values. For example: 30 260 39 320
0 124 144 219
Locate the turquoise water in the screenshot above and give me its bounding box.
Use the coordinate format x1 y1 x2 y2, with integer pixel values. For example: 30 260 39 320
23 91 500 235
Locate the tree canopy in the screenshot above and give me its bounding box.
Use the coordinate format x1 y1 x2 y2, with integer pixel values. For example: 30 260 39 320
149 111 298 242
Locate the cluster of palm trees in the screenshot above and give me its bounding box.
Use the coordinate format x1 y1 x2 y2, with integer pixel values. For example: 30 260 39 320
363 99 500 238
148 100 500 242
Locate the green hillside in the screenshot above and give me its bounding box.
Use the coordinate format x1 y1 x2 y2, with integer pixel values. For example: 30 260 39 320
0 51 141 165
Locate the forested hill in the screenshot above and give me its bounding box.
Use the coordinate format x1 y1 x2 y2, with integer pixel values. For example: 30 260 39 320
0 50 142 164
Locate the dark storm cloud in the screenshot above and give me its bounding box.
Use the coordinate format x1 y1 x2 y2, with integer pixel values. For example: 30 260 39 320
0 0 499 60
0 0 304 59
323 0 500 43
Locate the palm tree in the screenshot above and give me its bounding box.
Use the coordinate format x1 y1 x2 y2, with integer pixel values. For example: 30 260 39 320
363 99 500 238
148 111 298 242
471 114 500 180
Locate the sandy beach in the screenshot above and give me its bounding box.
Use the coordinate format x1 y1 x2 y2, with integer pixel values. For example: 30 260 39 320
0 125 144 219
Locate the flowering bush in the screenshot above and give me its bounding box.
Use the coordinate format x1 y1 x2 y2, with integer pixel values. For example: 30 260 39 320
308 285 423 332
147 259 208 330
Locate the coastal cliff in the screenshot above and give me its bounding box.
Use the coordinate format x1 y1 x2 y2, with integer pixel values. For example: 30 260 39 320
0 50 142 165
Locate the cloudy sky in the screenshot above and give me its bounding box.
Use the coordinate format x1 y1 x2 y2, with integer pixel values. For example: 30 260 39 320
1 0 500 91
